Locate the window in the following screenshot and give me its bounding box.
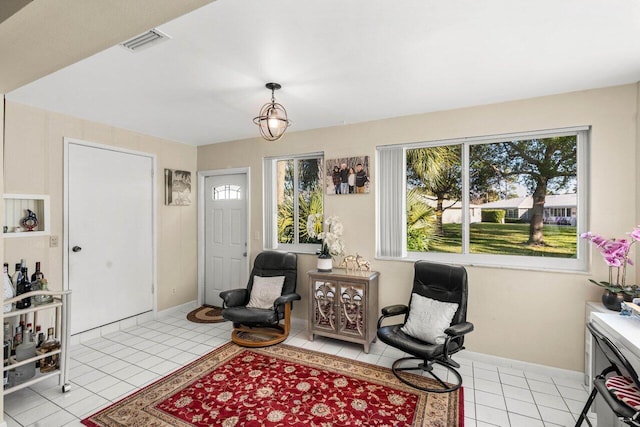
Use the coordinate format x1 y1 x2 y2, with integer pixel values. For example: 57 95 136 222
505 209 519 219
212 184 241 200
264 153 323 252
377 127 588 271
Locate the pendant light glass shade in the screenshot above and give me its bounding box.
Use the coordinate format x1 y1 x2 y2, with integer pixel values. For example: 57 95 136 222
253 83 291 141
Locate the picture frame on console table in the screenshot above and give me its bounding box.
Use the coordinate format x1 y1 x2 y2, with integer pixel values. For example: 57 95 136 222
325 156 370 195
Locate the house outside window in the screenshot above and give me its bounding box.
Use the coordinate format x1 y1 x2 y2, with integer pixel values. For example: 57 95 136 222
377 127 588 271
264 153 323 252
505 208 518 219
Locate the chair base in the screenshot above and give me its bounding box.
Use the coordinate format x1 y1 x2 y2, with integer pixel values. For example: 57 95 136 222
392 357 463 393
231 327 288 347
230 303 292 348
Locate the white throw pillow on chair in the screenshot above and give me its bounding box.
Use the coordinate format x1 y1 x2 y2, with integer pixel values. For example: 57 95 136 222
401 293 459 345
246 276 285 309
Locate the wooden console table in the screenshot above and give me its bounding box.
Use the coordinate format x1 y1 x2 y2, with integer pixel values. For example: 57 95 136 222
308 269 379 353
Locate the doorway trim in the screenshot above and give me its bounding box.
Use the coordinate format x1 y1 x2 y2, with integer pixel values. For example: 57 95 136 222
197 167 251 306
63 137 158 320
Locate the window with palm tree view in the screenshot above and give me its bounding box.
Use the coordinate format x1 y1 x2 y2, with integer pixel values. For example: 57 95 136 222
275 155 323 249
401 128 587 270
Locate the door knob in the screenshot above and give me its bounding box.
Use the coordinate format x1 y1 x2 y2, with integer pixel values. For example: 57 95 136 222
72 246 82 252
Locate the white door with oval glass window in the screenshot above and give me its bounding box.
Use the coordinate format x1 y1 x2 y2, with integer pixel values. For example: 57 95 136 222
204 173 248 306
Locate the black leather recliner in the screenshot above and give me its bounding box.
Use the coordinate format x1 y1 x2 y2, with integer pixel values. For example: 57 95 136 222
220 251 299 347
377 260 473 392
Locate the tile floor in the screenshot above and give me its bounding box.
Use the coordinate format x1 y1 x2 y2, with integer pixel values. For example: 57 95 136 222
2 305 595 426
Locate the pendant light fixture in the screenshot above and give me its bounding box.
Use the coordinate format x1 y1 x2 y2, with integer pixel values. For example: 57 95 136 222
253 82 291 141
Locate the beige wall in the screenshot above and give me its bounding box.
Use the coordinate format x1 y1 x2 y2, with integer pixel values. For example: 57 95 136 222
198 84 639 371
3 101 198 311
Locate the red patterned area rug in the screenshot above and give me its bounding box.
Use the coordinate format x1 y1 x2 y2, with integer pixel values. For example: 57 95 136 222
82 342 463 426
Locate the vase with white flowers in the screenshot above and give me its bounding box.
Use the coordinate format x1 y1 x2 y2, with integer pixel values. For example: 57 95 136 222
581 227 640 311
307 214 345 272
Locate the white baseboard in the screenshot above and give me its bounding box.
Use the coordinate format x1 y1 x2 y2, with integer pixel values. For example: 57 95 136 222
291 316 307 330
457 349 583 381
157 300 198 319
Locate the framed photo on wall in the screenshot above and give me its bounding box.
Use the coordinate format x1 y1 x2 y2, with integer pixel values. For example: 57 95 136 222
165 169 192 205
326 156 370 195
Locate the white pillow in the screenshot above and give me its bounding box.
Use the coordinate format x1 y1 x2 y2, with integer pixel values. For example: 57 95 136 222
246 276 285 309
401 293 459 345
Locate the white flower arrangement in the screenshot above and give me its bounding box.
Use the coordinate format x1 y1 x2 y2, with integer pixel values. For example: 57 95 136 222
307 214 345 258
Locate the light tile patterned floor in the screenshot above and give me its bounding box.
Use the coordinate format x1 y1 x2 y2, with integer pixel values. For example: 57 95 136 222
2 305 595 426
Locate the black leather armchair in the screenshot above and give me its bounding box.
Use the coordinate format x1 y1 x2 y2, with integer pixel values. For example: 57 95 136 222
220 251 299 347
377 260 473 392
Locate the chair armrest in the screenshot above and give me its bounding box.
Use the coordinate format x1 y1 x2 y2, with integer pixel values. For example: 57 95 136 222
445 322 474 337
377 304 409 328
274 293 301 306
219 289 248 307
381 304 408 317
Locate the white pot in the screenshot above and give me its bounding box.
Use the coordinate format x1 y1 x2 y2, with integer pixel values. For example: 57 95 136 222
317 257 333 272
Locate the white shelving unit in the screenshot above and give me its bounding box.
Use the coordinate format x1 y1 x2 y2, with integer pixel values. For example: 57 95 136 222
3 194 50 238
2 290 71 394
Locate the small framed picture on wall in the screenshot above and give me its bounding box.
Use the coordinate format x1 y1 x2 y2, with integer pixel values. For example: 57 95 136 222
326 156 370 195
165 169 191 206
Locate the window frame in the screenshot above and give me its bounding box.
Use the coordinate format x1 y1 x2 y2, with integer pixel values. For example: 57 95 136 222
376 126 589 272
263 152 324 254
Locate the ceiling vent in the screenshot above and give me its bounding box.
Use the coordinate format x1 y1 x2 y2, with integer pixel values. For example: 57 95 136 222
120 29 170 52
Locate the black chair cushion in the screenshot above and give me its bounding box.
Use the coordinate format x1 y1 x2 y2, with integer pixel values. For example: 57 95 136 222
223 306 278 325
377 324 462 359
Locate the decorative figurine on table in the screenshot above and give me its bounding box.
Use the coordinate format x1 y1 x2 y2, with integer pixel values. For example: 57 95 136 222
339 253 371 274
21 209 38 231
339 254 358 274
356 254 371 272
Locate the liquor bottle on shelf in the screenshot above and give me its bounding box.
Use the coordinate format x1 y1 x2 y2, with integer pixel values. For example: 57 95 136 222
11 263 22 294
13 327 36 384
30 262 44 283
39 328 60 373
13 323 22 349
3 340 9 389
16 265 31 309
35 325 44 348
3 322 11 389
3 263 14 313
33 279 52 306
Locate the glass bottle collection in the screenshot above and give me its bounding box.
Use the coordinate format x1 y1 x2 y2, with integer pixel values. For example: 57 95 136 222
2 260 60 388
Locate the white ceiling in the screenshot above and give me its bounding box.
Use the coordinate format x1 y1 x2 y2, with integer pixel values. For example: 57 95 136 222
7 0 640 146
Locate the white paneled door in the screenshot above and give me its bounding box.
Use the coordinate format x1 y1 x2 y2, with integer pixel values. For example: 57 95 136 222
204 173 247 306
66 141 154 335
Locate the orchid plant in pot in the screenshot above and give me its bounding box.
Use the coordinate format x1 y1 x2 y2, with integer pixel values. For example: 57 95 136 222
307 214 345 272
581 227 640 311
